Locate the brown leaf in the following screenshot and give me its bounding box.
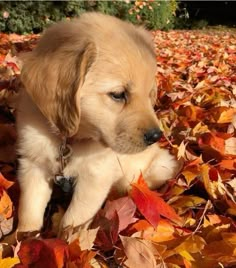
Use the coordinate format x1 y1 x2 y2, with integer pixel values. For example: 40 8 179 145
0 173 14 190
0 216 13 236
120 236 157 268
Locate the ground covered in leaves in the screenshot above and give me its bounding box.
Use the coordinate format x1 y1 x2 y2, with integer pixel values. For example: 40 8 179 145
0 29 236 268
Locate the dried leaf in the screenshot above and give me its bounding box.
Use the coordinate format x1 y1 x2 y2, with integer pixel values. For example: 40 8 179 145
68 239 96 268
79 228 99 251
120 236 157 268
0 173 14 190
0 257 20 268
0 190 13 219
17 239 68 268
104 196 137 232
130 174 181 227
0 216 13 235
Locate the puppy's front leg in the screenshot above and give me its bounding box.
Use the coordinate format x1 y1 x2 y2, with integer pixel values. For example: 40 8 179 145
18 159 53 232
61 175 113 230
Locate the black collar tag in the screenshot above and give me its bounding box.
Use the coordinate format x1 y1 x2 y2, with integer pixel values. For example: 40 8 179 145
55 175 75 194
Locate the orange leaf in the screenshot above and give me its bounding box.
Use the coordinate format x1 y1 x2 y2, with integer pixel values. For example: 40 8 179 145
136 219 176 243
0 173 14 190
68 239 96 268
0 190 13 219
217 108 236 123
131 219 152 232
201 164 217 198
198 132 225 155
218 159 236 170
17 239 68 268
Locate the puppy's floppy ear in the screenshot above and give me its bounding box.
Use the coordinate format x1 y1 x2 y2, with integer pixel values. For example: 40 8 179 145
21 25 96 137
150 86 158 107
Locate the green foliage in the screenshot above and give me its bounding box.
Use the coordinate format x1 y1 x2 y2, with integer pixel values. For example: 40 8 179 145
0 1 178 34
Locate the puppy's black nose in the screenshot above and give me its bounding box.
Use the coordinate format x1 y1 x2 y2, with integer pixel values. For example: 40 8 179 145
144 128 163 145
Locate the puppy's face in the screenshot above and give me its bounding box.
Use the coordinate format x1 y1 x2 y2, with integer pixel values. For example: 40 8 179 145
78 44 160 154
21 13 162 154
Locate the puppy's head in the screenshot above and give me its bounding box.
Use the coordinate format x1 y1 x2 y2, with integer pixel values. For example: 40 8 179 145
21 12 162 154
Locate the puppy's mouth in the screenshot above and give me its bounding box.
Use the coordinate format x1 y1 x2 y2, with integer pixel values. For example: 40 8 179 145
101 133 159 154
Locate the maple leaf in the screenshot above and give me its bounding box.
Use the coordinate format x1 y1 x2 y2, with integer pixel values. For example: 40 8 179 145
92 211 119 251
130 174 181 227
17 239 68 268
104 196 138 232
68 239 97 268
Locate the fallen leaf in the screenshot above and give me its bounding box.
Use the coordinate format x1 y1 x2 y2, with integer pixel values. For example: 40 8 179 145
92 211 119 251
225 137 236 155
79 228 99 251
0 190 13 219
68 239 96 268
133 219 176 243
130 174 181 227
0 216 13 236
0 257 20 268
104 196 137 232
120 236 157 268
198 132 225 155
17 239 68 268
0 173 14 190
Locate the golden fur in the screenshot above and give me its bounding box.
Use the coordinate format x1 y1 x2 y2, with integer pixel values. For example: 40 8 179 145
17 13 180 234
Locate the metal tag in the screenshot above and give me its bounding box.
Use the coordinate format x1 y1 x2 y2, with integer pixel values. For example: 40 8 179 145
54 175 75 193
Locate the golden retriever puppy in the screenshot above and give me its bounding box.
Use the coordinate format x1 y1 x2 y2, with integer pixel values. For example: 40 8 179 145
17 13 179 234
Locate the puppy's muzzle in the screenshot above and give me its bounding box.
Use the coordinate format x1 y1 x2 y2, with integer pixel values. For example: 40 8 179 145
144 128 163 145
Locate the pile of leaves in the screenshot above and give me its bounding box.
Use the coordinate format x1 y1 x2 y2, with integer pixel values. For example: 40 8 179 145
0 29 235 268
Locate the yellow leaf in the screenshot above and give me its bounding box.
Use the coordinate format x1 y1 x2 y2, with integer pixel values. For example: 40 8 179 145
0 257 20 268
175 235 206 254
179 250 194 262
177 141 188 160
192 122 209 136
217 108 236 123
171 195 206 215
200 164 217 199
137 219 175 243
222 232 236 246
0 190 13 219
181 170 198 186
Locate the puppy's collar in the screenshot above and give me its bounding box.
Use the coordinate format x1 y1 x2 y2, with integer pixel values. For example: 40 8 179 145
54 136 75 193
57 136 73 171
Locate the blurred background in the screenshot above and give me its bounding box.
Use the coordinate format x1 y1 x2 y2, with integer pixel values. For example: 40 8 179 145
0 0 235 34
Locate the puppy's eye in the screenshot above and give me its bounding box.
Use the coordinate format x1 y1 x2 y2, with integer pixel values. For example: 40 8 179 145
108 91 127 102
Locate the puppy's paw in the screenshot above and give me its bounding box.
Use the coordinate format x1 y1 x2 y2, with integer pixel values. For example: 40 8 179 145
144 149 181 189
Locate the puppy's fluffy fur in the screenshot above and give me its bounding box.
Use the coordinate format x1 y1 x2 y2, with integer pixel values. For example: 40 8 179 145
17 13 179 233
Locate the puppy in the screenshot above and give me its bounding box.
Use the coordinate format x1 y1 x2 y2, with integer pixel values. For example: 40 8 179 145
17 13 179 234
